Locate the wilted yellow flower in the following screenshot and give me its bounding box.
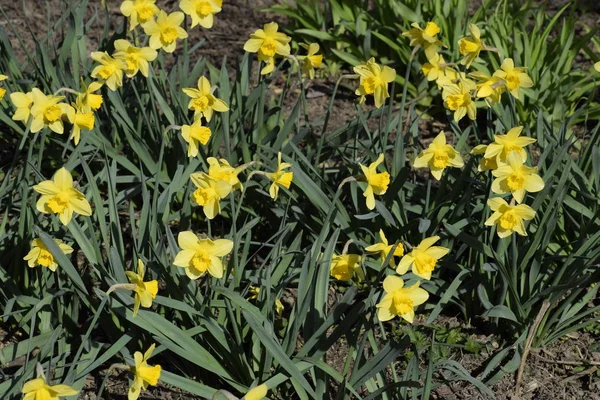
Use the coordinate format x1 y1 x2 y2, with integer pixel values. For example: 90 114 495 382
128 344 161 400
491 152 544 203
422 52 448 82
353 58 396 108
207 157 246 191
397 236 448 280
243 22 291 75
471 144 498 172
458 24 485 68
245 384 269 400
120 0 159 30
485 197 535 238
190 172 232 219
23 238 73 272
29 89 72 134
10 91 34 123
441 80 476 122
359 154 390 210
91 52 126 91
376 275 429 323
173 231 233 279
268 152 293 200
22 376 78 400
33 167 92 225
179 0 222 29
143 10 188 53
66 105 95 145
365 229 404 268
126 260 158 316
469 71 505 105
484 126 535 163
0 74 8 101
414 132 464 180
330 254 363 281
113 40 158 78
182 76 229 122
76 80 103 113
298 43 323 79
402 21 444 59
493 58 533 98
181 122 211 157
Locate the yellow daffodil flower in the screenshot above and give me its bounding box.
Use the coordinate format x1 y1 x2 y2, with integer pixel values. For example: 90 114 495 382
113 39 158 78
120 0 159 30
414 132 464 180
376 275 429 323
76 80 103 113
396 236 449 280
359 153 390 210
485 197 536 238
22 376 78 400
33 167 92 225
493 58 533 98
190 172 232 219
491 152 544 203
470 145 498 172
91 52 126 91
10 90 34 123
595 62 600 72
0 74 8 101
353 58 396 108
267 152 293 200
23 238 73 272
484 126 535 163
245 384 269 400
298 43 323 79
182 76 229 122
29 89 72 134
181 122 211 157
247 286 261 301
275 298 284 316
126 260 158 316
469 71 505 105
458 24 485 68
179 0 222 29
128 344 161 400
330 254 363 281
143 10 188 53
441 80 477 122
207 157 246 191
66 105 95 145
365 229 404 268
173 231 233 279
402 21 444 59
243 22 291 75
422 52 448 82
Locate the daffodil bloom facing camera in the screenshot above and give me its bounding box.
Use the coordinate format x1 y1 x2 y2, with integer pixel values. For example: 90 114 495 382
113 40 158 78
190 172 232 219
181 122 211 157
353 58 396 108
491 152 544 203
359 153 390 210
493 58 533 98
245 384 269 400
376 275 429 323
441 81 477 122
330 254 363 281
120 0 158 30
179 0 222 29
458 24 485 68
24 238 73 272
33 167 92 225
66 105 95 145
298 42 323 79
243 22 291 75
469 71 505 105
22 375 78 400
182 76 229 122
207 157 247 191
471 145 498 172
397 236 449 280
365 229 404 268
126 260 158 316
173 231 233 279
422 52 448 82
91 52 126 91
143 11 188 53
10 90 34 123
268 152 293 200
76 80 103 112
29 89 72 134
128 344 161 400
414 132 464 180
402 21 444 59
485 198 536 238
484 126 535 163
